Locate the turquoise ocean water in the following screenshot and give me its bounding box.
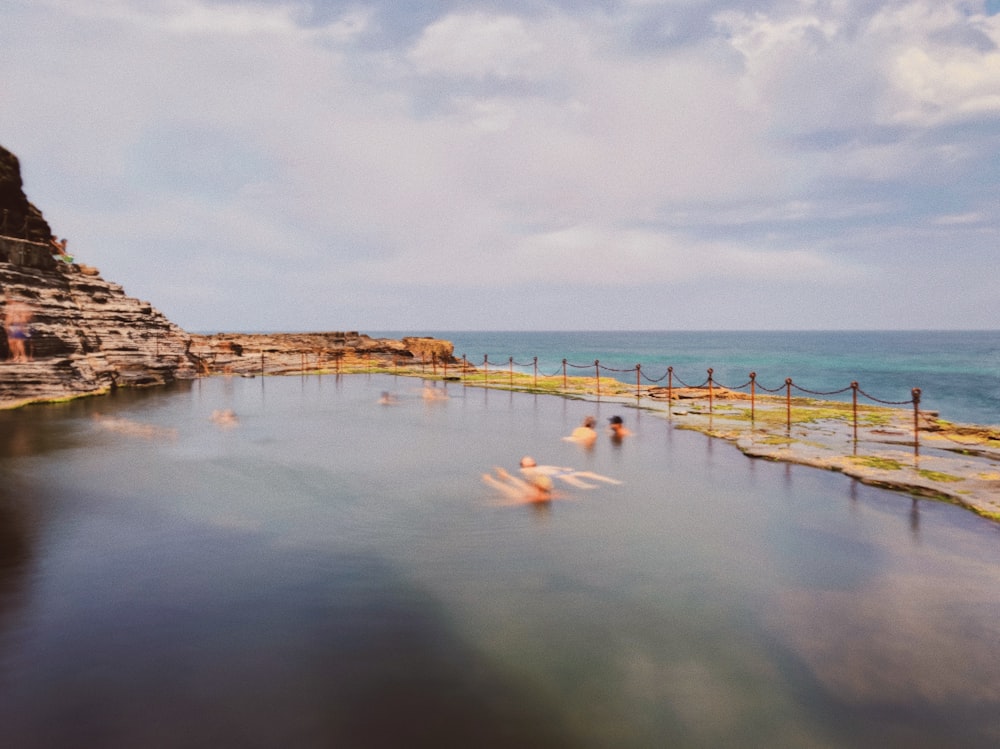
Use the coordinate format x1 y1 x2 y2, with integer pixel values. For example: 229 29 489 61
375 330 1000 426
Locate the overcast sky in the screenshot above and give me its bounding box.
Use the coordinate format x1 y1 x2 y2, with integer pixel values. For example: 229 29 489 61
2 0 999 332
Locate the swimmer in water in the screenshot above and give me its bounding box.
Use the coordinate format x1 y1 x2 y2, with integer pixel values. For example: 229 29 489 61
518 456 621 489
564 416 597 446
482 467 555 505
608 415 631 441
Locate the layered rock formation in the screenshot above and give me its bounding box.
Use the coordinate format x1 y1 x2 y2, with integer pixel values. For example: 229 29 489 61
1 246 198 407
0 146 50 243
188 332 456 376
0 145 455 408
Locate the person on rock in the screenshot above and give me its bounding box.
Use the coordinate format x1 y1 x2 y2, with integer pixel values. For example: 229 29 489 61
3 296 32 363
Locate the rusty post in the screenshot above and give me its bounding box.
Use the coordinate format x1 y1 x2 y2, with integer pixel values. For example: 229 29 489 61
707 368 714 414
667 366 673 411
785 378 793 431
912 387 922 458
509 356 514 387
483 355 489 385
533 356 538 388
260 350 265 377
635 364 641 400
562 359 568 393
749 372 756 422
595 360 600 397
851 382 859 442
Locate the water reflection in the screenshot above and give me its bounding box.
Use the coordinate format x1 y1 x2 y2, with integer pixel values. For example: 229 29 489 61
2 375 1000 747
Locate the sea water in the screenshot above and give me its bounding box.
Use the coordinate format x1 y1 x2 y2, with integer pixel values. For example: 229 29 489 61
374 330 1000 427
2 373 1000 748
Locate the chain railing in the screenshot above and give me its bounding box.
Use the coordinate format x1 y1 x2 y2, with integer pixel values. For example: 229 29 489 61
453 354 926 452
187 348 930 453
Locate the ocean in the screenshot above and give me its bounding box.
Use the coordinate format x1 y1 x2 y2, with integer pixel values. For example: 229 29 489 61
374 330 1000 427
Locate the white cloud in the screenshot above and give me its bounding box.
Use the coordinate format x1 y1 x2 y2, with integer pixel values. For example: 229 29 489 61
406 12 546 79
1 0 997 330
718 1 1000 131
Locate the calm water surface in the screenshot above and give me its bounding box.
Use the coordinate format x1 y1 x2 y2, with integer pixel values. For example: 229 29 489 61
2 374 1000 748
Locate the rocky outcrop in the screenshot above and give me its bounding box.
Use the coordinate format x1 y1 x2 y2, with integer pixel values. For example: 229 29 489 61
1 143 196 407
1 145 456 408
0 146 51 243
187 332 456 376
1 250 196 408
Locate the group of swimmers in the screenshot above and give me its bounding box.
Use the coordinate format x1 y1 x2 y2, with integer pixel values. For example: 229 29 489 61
483 414 630 505
563 414 632 447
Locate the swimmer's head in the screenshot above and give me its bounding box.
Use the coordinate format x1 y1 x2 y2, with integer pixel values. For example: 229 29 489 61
609 415 623 425
583 416 596 428
520 456 537 468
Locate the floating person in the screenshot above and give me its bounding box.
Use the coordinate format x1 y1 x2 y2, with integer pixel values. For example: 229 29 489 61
93 414 178 440
564 416 597 446
378 391 399 405
482 467 556 505
211 409 239 427
608 415 632 442
422 383 448 400
519 456 621 489
3 296 33 363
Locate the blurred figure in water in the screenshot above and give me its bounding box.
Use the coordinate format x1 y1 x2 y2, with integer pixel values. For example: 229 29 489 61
482 467 555 505
422 382 448 400
564 416 597 447
378 391 399 405
3 296 33 363
608 415 631 443
519 456 621 489
211 409 239 428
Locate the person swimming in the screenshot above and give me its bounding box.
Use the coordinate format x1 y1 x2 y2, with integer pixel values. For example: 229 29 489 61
608 415 631 441
564 416 597 446
482 467 555 504
518 456 621 489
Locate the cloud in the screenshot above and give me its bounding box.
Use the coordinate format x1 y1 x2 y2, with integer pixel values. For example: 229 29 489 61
407 12 545 79
1 0 997 330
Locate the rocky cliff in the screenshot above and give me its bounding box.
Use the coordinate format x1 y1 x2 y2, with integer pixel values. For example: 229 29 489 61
0 145 455 408
0 146 50 243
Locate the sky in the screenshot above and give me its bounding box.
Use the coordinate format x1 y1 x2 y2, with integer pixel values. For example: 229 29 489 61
2 0 999 332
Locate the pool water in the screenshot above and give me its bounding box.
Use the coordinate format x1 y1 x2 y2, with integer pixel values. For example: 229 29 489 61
1 374 1000 748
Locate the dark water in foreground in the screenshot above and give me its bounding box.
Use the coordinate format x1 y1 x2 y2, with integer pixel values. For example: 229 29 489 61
2 374 1000 748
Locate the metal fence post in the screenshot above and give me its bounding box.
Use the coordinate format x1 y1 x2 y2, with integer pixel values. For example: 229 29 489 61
851 381 859 442
785 378 793 431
